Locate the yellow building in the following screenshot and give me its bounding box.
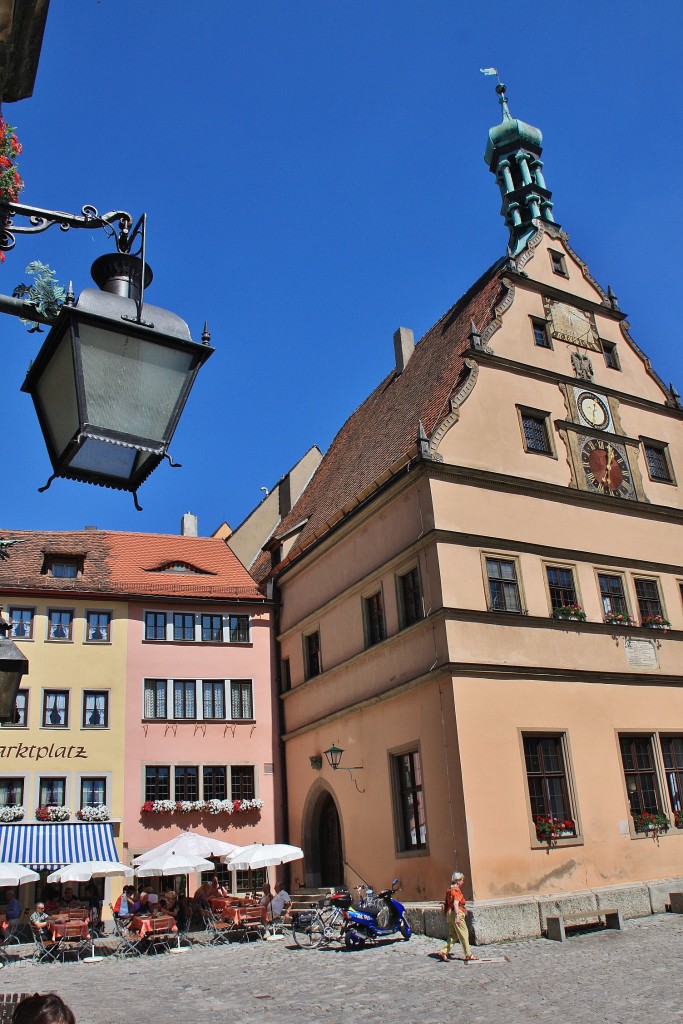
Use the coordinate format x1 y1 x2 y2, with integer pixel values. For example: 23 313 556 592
0 529 126 904
248 85 683 941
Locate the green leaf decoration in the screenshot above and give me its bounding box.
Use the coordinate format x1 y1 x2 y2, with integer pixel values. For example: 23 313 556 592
12 261 66 332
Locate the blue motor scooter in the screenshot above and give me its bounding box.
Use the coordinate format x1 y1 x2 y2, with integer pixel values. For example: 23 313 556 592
334 880 411 949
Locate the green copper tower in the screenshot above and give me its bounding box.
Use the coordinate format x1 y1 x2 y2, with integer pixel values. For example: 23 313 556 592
484 79 555 254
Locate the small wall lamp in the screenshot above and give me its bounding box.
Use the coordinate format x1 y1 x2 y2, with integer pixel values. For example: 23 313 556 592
323 742 365 793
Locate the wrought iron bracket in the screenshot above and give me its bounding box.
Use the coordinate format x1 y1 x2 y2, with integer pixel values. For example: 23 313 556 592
0 202 150 325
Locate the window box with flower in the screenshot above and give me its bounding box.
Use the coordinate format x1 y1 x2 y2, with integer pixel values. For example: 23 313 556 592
534 815 576 844
36 805 70 822
632 811 669 836
552 604 586 622
674 810 683 830
140 798 265 816
76 804 110 822
0 805 24 822
641 615 671 631
604 612 636 627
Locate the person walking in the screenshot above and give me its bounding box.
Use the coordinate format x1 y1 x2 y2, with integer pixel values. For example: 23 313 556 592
438 871 478 963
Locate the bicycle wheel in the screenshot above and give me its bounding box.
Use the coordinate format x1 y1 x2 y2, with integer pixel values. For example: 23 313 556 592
292 912 326 949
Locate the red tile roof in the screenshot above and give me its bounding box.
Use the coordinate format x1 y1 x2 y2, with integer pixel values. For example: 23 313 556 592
0 529 264 601
252 260 506 582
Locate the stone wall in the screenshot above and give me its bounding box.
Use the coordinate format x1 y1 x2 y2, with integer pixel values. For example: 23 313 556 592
404 877 683 945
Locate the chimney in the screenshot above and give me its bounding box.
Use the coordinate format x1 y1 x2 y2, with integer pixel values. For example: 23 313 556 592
180 512 198 537
393 327 414 373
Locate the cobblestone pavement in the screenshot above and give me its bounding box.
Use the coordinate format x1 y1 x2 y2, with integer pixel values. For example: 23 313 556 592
0 914 681 1024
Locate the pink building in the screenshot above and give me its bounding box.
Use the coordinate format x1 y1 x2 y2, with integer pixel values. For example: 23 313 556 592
109 526 280 887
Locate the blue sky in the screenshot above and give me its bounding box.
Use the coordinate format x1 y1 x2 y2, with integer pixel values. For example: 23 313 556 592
2 0 681 539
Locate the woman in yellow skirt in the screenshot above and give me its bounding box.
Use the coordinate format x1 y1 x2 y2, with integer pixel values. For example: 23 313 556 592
438 871 478 962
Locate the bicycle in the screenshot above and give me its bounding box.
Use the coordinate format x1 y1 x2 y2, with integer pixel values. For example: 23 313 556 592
291 897 347 949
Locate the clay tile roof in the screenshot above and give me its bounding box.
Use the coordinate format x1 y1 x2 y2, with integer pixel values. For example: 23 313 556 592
0 529 264 601
252 260 505 583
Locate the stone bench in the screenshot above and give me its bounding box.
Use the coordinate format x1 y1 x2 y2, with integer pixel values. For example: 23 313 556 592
669 892 683 913
546 907 623 942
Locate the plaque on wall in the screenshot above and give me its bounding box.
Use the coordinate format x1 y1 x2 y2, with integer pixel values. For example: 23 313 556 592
624 638 658 670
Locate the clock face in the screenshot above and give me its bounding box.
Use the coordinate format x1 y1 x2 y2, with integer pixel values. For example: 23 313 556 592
577 391 610 430
581 439 634 498
544 300 599 351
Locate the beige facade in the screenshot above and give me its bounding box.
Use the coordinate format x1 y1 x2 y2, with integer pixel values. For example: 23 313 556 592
256 119 682 937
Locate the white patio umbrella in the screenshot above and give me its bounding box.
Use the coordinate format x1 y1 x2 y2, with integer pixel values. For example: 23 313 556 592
47 861 134 884
224 844 304 941
135 851 215 877
46 861 133 964
132 830 239 865
224 843 304 870
0 863 40 887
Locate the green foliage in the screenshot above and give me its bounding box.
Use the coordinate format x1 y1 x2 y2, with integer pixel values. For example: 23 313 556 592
0 539 18 561
12 261 66 332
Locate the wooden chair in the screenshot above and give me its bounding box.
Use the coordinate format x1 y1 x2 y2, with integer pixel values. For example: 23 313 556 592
146 915 176 955
232 905 266 943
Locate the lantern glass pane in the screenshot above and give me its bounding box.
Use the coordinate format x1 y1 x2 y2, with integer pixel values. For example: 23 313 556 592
69 438 138 478
0 670 22 722
34 332 79 457
78 324 195 441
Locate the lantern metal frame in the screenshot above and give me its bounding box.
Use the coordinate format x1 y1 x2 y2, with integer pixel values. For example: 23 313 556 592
0 610 29 724
323 743 365 793
0 200 214 507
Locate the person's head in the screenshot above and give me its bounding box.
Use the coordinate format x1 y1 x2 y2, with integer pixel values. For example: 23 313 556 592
211 875 220 887
451 871 464 886
139 891 149 904
12 993 76 1024
274 882 286 894
124 885 135 896
34 902 45 914
63 888 74 900
166 891 177 905
262 883 271 894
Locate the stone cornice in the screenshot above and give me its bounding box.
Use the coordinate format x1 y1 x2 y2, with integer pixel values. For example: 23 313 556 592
425 461 683 524
503 270 626 321
467 349 683 421
282 642 683 741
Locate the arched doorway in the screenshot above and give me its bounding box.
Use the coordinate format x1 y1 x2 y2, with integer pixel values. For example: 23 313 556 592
301 782 344 888
318 793 343 888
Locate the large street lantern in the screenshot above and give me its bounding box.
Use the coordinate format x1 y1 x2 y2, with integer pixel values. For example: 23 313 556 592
0 203 214 506
0 611 28 724
22 251 213 507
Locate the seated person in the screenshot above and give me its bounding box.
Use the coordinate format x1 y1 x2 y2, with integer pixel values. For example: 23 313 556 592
259 883 272 910
132 890 150 915
113 885 135 918
30 901 50 933
42 886 60 916
58 887 81 909
270 882 291 920
164 891 179 920
209 875 227 897
4 888 21 923
193 881 213 902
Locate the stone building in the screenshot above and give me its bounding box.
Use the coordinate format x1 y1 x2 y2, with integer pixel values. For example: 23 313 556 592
249 84 683 940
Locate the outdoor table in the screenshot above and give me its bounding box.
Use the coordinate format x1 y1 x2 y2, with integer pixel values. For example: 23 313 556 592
130 914 178 938
221 905 268 926
49 918 90 940
208 897 240 914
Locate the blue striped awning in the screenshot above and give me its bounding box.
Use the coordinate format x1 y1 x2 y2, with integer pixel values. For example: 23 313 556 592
0 824 119 870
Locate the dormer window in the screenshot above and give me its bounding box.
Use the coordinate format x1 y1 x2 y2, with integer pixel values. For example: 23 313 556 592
44 558 81 578
150 562 208 575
